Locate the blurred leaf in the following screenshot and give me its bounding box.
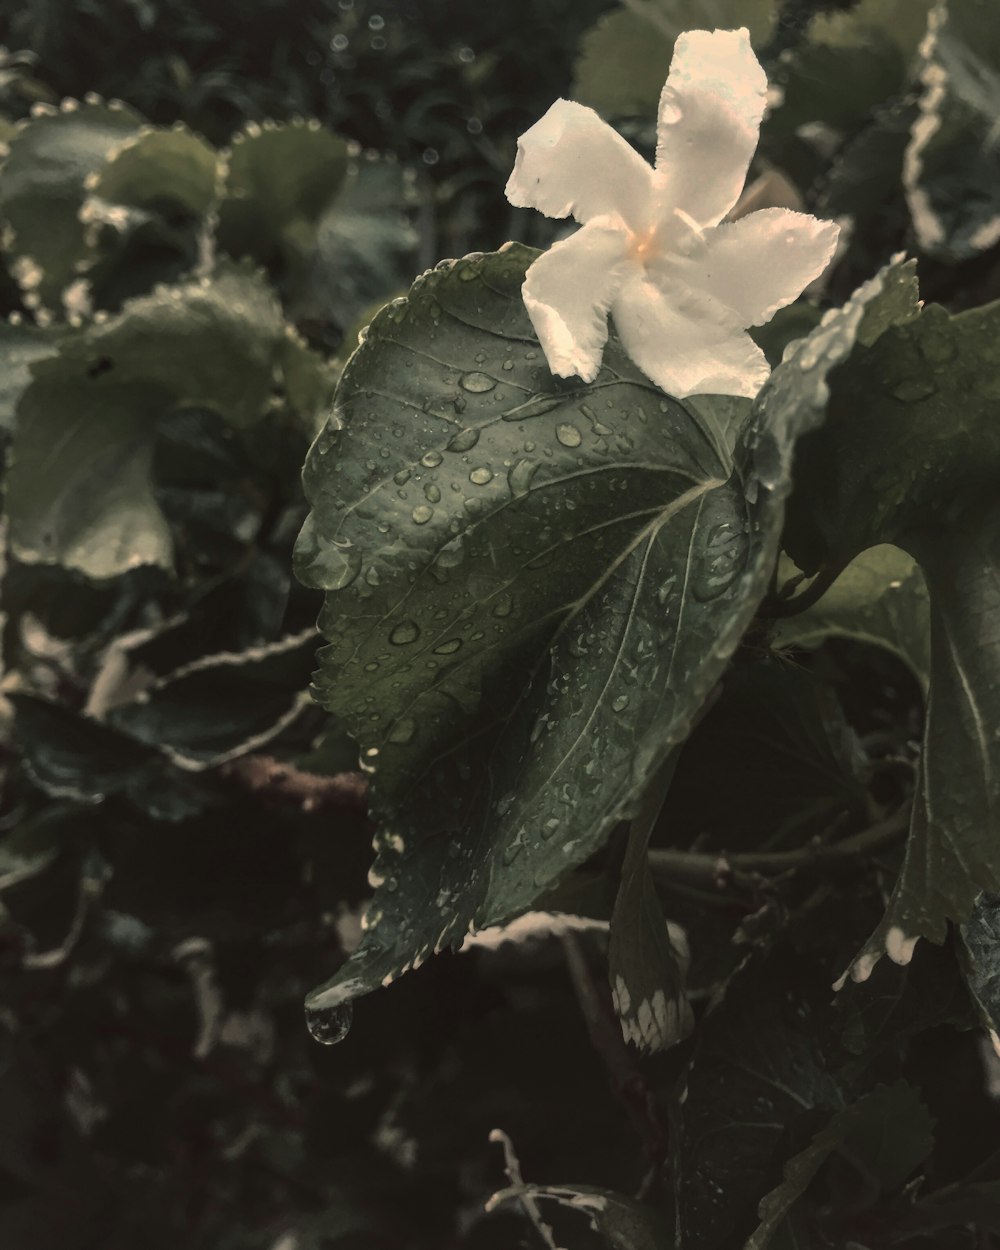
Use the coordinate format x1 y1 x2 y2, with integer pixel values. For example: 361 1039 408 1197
0 99 141 313
7 376 176 575
660 658 868 856
0 319 61 433
748 1081 933 1249
218 118 349 268
572 0 776 120
11 691 162 804
904 0 1000 261
289 154 419 342
834 939 973 1057
86 121 220 224
773 546 931 692
5 263 288 577
774 29 906 137
107 629 317 767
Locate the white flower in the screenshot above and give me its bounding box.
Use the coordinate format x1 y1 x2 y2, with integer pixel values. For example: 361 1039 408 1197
505 27 840 400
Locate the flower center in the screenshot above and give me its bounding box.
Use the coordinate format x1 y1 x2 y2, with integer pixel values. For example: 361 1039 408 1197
628 226 660 265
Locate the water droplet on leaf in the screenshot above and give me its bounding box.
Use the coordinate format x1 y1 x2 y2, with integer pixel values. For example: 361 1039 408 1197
305 999 353 1045
447 427 480 452
460 371 496 393
507 458 539 498
556 423 582 448
389 619 421 645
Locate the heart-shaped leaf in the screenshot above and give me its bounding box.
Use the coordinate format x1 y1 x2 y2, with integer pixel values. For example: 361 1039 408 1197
295 244 900 1022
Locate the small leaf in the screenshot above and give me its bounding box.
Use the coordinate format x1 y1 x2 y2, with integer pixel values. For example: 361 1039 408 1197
0 99 142 313
773 546 931 693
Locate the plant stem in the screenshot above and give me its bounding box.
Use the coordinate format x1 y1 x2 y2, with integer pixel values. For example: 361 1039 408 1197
647 802 910 890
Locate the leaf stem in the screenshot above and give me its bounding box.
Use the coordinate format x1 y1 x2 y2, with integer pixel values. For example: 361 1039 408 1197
759 554 852 618
646 802 910 890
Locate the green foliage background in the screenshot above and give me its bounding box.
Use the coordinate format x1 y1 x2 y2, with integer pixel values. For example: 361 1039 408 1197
2 0 1000 1248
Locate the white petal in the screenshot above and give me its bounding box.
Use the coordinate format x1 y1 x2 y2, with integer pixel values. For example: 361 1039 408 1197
506 99 654 229
666 208 841 328
522 220 632 383
610 270 769 399
654 28 768 229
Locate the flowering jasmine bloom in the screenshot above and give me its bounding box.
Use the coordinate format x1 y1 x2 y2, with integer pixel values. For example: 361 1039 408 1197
505 28 839 399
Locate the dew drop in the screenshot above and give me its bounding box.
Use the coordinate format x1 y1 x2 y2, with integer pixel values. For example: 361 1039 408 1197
556 423 582 448
507 457 539 498
492 592 514 617
540 816 561 840
412 504 434 524
433 638 462 655
469 466 493 485
460 371 496 393
424 483 441 503
612 694 630 712
394 467 412 485
389 619 421 645
421 450 443 468
447 426 480 452
305 999 353 1045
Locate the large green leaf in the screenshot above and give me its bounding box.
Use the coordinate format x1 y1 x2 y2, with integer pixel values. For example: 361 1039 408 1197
295 244 902 1024
5 264 290 577
0 99 141 314
779 287 1000 982
904 0 1000 261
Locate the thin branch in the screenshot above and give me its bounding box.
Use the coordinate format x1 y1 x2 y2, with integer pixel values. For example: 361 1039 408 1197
220 755 368 811
487 1128 562 1250
647 802 910 890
